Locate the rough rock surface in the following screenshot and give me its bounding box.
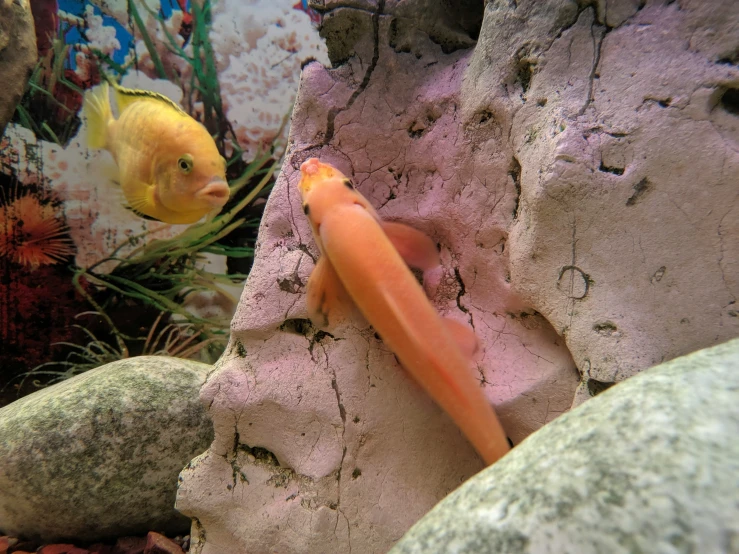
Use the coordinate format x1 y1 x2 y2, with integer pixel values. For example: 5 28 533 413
176 0 738 553
0 0 36 136
391 337 739 553
0 357 214 542
500 0 739 394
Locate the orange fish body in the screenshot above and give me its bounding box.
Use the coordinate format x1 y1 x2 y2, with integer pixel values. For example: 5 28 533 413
298 158 509 465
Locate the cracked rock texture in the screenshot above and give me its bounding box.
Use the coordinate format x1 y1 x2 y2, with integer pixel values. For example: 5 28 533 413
500 0 739 393
0 357 214 542
0 0 36 136
391 337 739 554
176 0 738 552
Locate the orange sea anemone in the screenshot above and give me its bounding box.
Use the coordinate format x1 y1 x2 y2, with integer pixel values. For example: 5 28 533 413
0 194 75 269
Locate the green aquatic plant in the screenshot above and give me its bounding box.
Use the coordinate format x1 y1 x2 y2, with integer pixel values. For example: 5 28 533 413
12 31 85 146
72 152 278 362
17 0 285 384
21 158 273 382
132 0 241 155
13 309 221 389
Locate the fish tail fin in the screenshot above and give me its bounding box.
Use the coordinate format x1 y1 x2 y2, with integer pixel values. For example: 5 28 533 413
83 81 112 150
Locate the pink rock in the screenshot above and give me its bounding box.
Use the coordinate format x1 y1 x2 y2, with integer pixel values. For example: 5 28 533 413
143 532 183 554
504 1 739 401
176 3 577 553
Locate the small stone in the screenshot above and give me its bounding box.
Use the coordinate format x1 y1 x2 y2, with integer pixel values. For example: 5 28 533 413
0 357 214 542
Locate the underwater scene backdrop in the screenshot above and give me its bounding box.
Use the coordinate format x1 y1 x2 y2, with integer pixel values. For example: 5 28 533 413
0 0 328 406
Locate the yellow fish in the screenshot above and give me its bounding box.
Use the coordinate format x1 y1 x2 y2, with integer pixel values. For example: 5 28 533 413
83 79 230 224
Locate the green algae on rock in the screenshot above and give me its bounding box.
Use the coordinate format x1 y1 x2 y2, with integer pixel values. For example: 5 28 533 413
0 356 214 543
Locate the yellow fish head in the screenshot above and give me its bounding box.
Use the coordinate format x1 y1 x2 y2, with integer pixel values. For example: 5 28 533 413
157 138 230 214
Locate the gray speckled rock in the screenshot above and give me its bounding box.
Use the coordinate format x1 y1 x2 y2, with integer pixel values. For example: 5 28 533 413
0 356 214 542
0 0 36 136
391 338 739 554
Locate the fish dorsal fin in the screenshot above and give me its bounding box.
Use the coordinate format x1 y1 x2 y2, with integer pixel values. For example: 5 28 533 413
306 255 357 330
380 221 440 271
105 75 187 116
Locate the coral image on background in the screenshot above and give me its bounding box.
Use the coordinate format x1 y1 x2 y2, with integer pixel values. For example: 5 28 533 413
0 0 328 405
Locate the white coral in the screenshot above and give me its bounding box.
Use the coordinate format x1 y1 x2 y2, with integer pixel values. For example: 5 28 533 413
92 0 328 161
211 0 329 160
84 4 121 56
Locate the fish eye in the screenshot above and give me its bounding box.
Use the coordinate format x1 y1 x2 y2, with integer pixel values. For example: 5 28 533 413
178 155 194 174
303 204 310 216
343 179 354 190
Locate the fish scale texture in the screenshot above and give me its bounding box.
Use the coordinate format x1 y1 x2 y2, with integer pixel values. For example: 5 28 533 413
0 357 214 542
390 338 739 554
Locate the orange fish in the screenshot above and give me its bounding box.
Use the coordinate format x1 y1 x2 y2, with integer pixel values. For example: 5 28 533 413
298 158 510 465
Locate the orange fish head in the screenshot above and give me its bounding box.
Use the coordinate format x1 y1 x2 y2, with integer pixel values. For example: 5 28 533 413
298 158 347 197
298 158 372 227
158 139 230 214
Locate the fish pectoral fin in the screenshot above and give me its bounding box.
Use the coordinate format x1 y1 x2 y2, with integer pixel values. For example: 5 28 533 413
121 179 161 220
441 318 480 361
124 205 162 222
380 221 440 270
306 256 357 330
125 182 155 212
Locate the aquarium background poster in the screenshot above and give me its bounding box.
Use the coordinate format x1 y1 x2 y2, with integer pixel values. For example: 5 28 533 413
0 0 328 406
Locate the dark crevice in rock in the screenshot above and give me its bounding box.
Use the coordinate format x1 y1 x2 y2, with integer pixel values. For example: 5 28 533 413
331 376 347 424
280 318 337 360
509 157 522 220
453 267 470 317
515 47 537 94
586 378 615 396
598 162 624 175
280 318 314 336
278 271 304 293
323 1 385 144
593 321 618 336
626 177 650 206
228 429 250 488
578 17 607 116
716 48 739 66
238 444 282 468
719 88 739 116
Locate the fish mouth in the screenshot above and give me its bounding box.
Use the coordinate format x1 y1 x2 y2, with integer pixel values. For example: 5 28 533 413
197 179 230 207
300 158 321 176
298 158 323 196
